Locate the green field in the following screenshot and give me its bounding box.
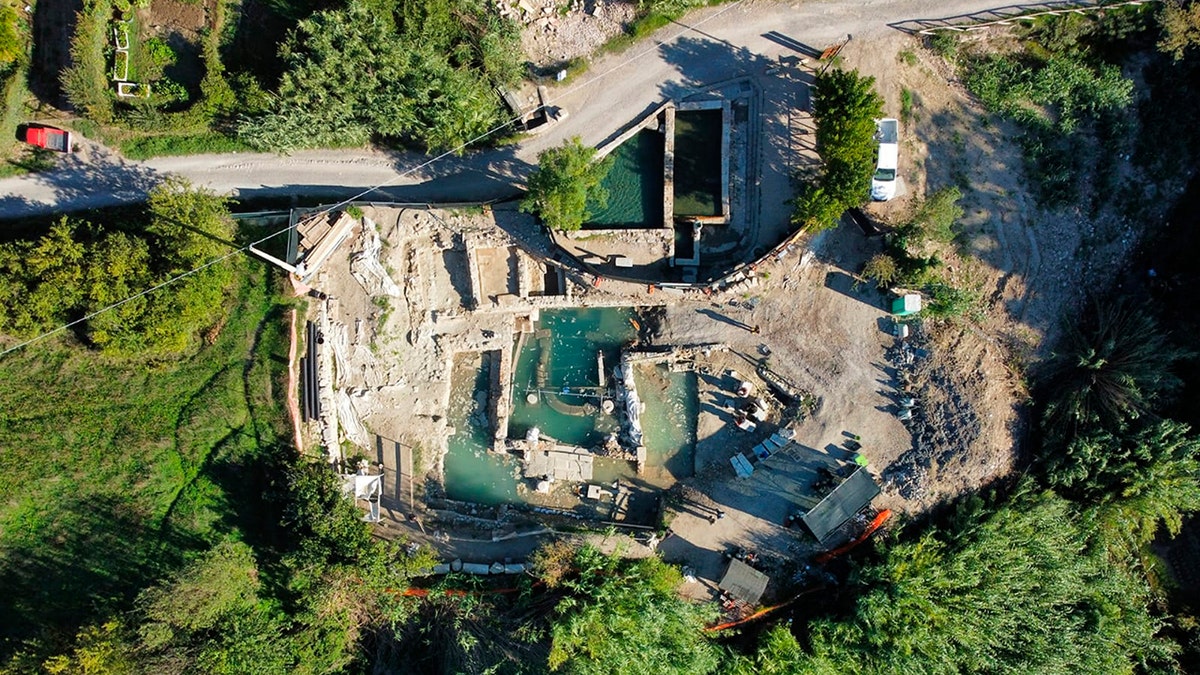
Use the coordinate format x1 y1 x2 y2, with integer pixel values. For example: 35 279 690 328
0 262 291 657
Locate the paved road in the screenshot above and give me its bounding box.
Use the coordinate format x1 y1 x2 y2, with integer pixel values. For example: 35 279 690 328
0 0 1011 218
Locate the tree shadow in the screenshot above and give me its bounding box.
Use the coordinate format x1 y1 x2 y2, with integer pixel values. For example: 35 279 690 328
28 0 82 107
0 494 200 657
0 153 163 220
823 270 881 310
377 143 531 204
656 36 773 113
654 35 816 280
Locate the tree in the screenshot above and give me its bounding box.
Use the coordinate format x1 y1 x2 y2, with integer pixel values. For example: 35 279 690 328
1041 300 1184 438
145 177 236 269
0 5 22 66
520 137 613 232
793 68 883 232
906 186 963 243
39 622 135 675
1048 419 1200 545
136 541 261 651
547 546 720 674
861 253 899 288
1159 0 1200 61
0 180 238 357
726 625 806 675
801 490 1175 674
238 0 516 152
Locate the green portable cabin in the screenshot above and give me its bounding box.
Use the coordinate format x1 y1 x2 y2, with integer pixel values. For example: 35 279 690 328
891 293 922 316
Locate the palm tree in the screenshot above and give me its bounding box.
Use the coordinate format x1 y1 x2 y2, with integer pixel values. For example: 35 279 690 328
1041 299 1185 437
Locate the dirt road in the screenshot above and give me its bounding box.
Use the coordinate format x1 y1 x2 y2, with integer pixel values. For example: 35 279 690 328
0 0 1017 218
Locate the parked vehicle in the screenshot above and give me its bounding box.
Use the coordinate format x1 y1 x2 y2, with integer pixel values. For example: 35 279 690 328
20 124 71 152
870 118 898 201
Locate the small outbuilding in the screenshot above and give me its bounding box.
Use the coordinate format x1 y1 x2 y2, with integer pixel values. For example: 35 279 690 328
801 467 881 542
719 558 770 605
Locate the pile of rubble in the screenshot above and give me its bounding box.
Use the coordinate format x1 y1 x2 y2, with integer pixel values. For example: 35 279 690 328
495 0 636 67
496 0 615 25
880 328 983 501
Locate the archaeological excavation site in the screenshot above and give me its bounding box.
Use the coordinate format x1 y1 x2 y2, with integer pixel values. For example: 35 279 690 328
279 84 1013 607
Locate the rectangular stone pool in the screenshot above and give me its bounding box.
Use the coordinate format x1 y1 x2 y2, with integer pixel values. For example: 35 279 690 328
444 352 519 505
584 130 666 229
442 307 699 506
673 109 724 217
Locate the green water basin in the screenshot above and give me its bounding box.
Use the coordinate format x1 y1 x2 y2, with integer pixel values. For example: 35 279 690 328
673 109 723 218
585 130 665 229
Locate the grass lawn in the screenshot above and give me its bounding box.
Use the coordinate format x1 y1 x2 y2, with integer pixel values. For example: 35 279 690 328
0 262 292 656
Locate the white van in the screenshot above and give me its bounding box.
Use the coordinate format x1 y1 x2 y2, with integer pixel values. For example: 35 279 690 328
871 118 899 201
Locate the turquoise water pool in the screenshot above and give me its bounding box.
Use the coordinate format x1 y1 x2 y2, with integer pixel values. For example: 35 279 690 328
443 308 698 505
633 364 697 481
508 307 637 446
444 352 518 505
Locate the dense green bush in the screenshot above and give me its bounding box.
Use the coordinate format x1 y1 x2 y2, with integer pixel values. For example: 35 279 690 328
547 546 720 674
0 4 23 67
962 37 1134 205
967 54 1132 134
1040 300 1184 436
800 489 1175 673
120 132 252 159
1048 419 1200 540
521 137 613 231
923 282 979 319
1158 0 1200 61
0 178 237 357
60 0 115 124
239 0 520 153
904 185 963 244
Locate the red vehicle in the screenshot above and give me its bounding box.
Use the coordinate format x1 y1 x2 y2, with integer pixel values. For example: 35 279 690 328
20 125 72 152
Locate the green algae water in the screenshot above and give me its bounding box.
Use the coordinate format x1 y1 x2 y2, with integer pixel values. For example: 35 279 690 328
444 352 518 504
673 110 723 217
508 307 637 447
585 130 665 229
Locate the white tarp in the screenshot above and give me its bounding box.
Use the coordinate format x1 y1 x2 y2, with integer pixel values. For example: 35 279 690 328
350 218 403 297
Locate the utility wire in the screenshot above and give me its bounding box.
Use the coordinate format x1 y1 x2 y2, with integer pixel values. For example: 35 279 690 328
0 0 749 358
0 224 294 357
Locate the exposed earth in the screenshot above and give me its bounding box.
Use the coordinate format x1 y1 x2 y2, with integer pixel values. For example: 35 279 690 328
5 0 1163 610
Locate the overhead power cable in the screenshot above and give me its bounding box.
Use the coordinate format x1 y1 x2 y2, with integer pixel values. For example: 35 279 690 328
0 0 750 358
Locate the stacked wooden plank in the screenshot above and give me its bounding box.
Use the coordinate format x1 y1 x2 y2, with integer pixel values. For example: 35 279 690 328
297 211 357 279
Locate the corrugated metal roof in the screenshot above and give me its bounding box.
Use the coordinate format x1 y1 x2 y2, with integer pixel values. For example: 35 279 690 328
720 558 770 605
801 468 881 542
